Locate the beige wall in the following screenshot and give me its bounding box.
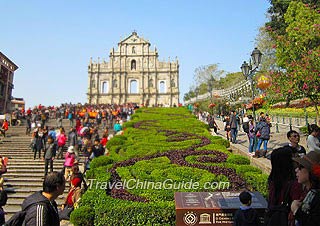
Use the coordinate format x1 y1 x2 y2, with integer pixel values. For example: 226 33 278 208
87 32 179 106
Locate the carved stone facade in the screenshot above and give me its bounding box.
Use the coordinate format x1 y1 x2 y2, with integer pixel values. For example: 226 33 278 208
87 32 179 106
0 52 18 113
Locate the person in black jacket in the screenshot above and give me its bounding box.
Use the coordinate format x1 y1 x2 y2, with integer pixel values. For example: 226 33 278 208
22 172 65 226
43 136 57 177
233 191 260 226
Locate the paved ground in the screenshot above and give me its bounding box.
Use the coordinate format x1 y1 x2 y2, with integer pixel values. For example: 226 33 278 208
212 119 308 174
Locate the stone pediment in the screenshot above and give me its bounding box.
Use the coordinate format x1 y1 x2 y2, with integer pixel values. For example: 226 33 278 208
119 31 150 45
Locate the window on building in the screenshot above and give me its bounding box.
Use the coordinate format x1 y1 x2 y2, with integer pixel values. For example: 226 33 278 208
102 81 109 93
131 60 136 70
159 81 166 93
130 80 138 93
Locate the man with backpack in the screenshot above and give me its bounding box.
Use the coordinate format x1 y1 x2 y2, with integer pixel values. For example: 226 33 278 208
6 171 65 226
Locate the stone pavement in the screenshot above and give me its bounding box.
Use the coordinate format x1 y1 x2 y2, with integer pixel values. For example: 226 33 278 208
213 119 308 174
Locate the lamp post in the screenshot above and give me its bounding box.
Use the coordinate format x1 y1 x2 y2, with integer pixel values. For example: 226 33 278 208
240 47 262 121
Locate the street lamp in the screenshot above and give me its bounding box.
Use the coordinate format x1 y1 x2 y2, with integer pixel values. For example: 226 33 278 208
241 47 262 121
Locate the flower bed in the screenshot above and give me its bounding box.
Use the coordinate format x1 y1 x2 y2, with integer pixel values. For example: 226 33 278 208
71 108 267 226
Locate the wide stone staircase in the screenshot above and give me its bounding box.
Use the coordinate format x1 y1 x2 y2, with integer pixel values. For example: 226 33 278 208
1 119 81 220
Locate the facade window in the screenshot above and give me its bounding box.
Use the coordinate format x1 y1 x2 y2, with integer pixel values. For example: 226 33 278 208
113 79 118 88
130 80 138 93
102 81 109 93
131 60 136 70
159 81 166 93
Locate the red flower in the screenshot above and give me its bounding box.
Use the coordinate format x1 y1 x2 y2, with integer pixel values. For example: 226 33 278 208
302 83 309 90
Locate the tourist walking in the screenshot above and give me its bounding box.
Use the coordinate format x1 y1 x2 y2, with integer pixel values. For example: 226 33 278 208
64 146 76 181
246 115 255 155
0 119 9 137
254 117 270 158
230 111 238 143
223 115 231 141
56 127 67 159
43 136 57 177
33 128 44 160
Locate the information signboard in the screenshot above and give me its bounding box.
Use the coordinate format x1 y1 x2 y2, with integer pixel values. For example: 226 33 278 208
175 192 267 226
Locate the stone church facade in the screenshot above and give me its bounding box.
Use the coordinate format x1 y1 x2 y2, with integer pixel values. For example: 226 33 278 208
87 32 179 106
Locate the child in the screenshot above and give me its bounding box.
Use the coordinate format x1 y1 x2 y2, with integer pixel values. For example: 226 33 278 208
64 146 76 181
233 191 260 226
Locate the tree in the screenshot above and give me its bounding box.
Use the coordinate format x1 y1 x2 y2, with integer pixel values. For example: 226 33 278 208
266 0 320 38
193 64 225 89
269 1 320 122
255 26 277 72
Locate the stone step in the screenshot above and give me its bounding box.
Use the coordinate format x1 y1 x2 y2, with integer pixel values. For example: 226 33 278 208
2 119 98 219
5 181 45 187
6 196 66 206
7 165 66 169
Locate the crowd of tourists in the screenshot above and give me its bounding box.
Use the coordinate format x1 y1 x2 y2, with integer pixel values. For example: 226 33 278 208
193 106 320 226
195 107 320 158
0 103 138 225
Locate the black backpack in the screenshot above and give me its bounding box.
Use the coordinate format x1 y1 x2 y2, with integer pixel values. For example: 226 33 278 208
5 201 45 226
0 190 7 207
243 122 249 133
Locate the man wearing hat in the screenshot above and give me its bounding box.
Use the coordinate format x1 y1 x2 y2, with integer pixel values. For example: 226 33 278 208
291 151 320 226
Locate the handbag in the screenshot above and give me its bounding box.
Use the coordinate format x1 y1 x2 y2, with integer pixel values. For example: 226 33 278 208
264 182 293 226
256 130 261 138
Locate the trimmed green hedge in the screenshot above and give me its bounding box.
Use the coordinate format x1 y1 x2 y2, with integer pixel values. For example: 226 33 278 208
72 107 268 225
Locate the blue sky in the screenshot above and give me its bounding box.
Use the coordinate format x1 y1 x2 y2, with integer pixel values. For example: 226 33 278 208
1 0 270 108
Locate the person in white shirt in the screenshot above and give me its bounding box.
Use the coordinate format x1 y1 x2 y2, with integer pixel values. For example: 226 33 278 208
307 124 320 153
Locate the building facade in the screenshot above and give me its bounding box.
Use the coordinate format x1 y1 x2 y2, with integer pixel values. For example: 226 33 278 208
87 32 179 106
0 52 18 113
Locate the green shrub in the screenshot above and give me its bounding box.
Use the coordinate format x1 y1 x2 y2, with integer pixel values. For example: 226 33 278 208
106 135 127 148
70 206 95 226
93 197 175 226
233 164 262 175
226 154 250 165
299 126 308 135
77 107 269 224
90 156 114 169
243 172 268 197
